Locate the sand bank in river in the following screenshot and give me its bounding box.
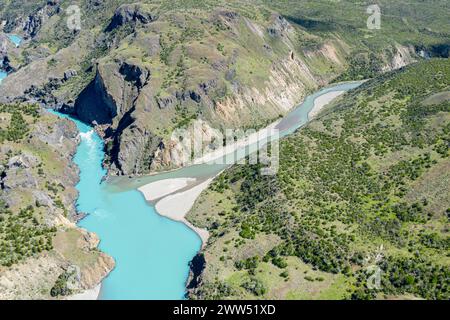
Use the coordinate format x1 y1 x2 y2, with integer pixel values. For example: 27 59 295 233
308 90 345 119
155 178 214 221
192 121 280 165
139 178 214 246
138 178 196 201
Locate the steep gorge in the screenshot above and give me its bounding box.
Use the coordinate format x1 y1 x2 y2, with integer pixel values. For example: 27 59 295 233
0 1 422 176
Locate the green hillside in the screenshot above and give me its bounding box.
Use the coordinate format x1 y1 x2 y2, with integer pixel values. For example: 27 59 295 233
1 0 448 175
187 59 450 300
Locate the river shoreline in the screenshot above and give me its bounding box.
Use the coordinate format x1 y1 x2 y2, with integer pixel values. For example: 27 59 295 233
2 61 363 299
51 107 203 300
308 90 346 119
138 177 215 247
137 81 364 252
1 43 110 300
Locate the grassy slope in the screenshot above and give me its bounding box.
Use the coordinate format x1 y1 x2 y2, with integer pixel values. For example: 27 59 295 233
16 0 448 92
265 0 450 45
265 0 450 81
187 59 450 300
2 0 448 103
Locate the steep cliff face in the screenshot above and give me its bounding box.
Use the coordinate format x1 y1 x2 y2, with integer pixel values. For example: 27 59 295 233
74 67 119 125
73 59 152 173
105 3 158 32
0 1 430 176
74 60 150 125
73 10 348 175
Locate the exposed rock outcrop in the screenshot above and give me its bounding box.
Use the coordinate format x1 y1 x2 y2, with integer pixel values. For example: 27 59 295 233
30 2 61 36
186 253 206 291
105 3 157 32
382 45 417 72
0 5 423 177
63 69 77 81
74 68 118 124
267 14 292 38
74 61 149 125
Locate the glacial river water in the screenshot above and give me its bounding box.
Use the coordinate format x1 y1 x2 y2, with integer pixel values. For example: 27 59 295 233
0 70 6 83
1 54 363 298
0 34 22 83
92 81 363 300
49 112 202 300
7 34 22 47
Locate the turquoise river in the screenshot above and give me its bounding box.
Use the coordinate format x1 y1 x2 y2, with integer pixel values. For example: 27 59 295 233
1 55 363 298
50 112 202 300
